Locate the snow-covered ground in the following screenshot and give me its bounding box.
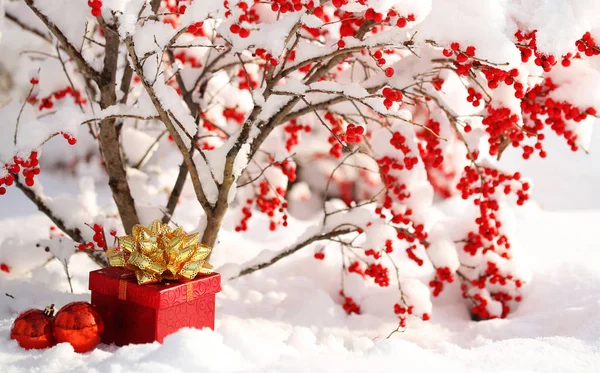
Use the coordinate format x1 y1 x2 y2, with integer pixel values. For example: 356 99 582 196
1 134 600 372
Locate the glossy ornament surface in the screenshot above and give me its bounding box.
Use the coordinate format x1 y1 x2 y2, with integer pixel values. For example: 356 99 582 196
10 304 56 350
54 302 104 353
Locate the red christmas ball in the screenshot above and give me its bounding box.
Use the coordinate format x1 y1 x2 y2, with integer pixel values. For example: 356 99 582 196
54 302 104 353
10 304 57 350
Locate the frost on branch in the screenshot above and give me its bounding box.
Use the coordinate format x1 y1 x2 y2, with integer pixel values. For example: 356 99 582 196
2 0 600 329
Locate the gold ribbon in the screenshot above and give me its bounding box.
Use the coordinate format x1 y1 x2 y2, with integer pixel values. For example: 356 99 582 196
106 220 214 285
187 282 194 302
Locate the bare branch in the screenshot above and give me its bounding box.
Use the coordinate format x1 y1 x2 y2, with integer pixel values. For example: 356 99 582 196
13 177 108 268
124 36 214 220
232 228 355 279
23 0 101 82
6 11 51 43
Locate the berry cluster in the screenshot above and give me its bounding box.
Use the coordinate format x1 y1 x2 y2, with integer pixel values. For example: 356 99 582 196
229 23 251 39
415 114 457 198
429 266 455 296
515 30 556 72
481 106 522 157
395 13 416 28
453 164 530 318
365 248 381 259
466 87 483 107
283 120 310 151
521 78 597 153
480 66 519 90
340 291 360 315
365 263 389 287
336 8 361 40
29 86 87 111
271 0 307 13
371 49 396 77
77 224 116 252
465 262 523 319
275 159 297 183
324 112 344 158
253 181 289 231
91 224 107 249
254 48 279 67
382 87 403 109
405 245 423 266
186 22 206 37
348 261 364 276
393 304 428 327
1 152 41 194
225 1 262 38
458 169 525 257
576 32 599 57
431 78 445 91
237 69 258 91
173 51 203 68
443 42 476 64
61 132 78 146
342 124 364 144
387 133 419 170
235 199 253 232
363 7 416 30
416 119 443 169
223 107 246 124
87 0 102 17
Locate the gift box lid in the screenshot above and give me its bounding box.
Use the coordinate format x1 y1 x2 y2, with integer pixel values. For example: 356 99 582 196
89 267 221 310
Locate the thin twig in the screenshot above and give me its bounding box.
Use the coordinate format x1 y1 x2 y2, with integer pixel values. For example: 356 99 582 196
233 227 355 279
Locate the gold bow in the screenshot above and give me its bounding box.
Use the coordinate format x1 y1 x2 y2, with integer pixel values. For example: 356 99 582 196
105 220 214 285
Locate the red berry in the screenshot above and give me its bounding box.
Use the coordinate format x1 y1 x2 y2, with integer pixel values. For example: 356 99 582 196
239 28 250 38
456 53 468 63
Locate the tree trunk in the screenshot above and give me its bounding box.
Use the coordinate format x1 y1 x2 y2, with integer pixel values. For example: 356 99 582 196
97 27 140 234
201 210 226 248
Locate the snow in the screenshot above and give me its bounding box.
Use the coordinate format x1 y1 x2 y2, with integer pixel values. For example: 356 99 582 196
415 0 521 65
1 195 600 371
0 101 84 166
2 0 600 371
3 124 597 372
0 115 599 372
121 127 158 167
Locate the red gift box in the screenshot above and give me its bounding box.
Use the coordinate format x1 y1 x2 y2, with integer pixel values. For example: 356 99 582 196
89 267 220 346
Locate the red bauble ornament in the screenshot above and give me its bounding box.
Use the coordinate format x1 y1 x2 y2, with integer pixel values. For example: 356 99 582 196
54 302 104 353
10 304 57 350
